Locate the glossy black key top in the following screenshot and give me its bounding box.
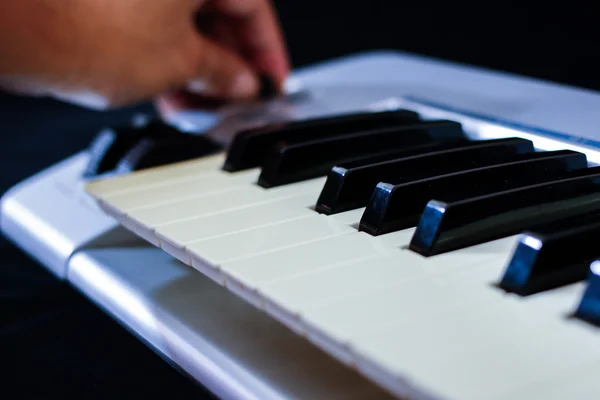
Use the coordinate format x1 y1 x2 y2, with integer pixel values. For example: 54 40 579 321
222 109 420 171
83 119 221 176
359 150 587 236
113 129 222 174
410 166 600 257
316 137 534 214
574 260 600 326
257 120 467 187
83 123 149 177
499 211 600 295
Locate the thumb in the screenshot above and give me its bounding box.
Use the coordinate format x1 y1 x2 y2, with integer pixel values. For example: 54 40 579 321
184 33 261 99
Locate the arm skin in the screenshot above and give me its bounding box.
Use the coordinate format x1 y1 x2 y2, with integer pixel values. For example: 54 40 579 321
0 0 290 108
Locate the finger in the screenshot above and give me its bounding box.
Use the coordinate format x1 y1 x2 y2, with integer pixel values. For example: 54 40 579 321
184 32 260 99
205 0 290 86
156 89 231 116
195 12 242 57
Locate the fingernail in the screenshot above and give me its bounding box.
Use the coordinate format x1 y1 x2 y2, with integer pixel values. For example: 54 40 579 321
187 80 209 94
230 71 259 98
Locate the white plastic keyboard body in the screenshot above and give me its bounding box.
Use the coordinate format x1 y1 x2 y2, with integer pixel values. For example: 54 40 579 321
4 50 600 400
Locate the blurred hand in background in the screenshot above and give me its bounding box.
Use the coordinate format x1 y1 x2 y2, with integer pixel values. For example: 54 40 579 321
0 0 290 110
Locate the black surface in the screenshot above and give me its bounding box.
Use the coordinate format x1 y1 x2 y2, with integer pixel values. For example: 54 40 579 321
277 1 600 93
223 109 419 172
499 211 600 295
2 0 599 397
256 119 465 188
83 124 149 177
259 74 279 99
112 122 223 174
315 137 534 215
359 149 587 236
575 259 600 326
83 119 222 177
409 166 600 256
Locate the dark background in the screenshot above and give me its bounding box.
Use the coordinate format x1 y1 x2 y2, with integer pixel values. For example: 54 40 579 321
1 1 596 398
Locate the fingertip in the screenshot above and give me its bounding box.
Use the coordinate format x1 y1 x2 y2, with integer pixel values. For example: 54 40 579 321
154 92 181 120
228 69 260 98
250 50 290 88
154 89 241 117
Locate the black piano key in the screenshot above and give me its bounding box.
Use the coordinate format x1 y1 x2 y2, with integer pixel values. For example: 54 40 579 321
257 120 467 188
409 166 600 257
83 124 148 177
222 109 420 171
113 128 222 173
574 260 600 326
359 150 588 236
316 137 534 215
83 119 222 176
314 141 470 213
499 211 600 295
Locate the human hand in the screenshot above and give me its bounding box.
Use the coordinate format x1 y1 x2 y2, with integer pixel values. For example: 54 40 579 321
0 0 290 109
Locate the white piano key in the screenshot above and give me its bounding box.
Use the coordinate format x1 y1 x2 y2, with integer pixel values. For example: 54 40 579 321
494 355 600 400
85 153 225 196
157 194 318 249
223 229 414 288
352 283 600 400
260 248 495 313
296 236 518 342
188 214 356 265
126 177 326 228
327 208 367 227
101 168 259 210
